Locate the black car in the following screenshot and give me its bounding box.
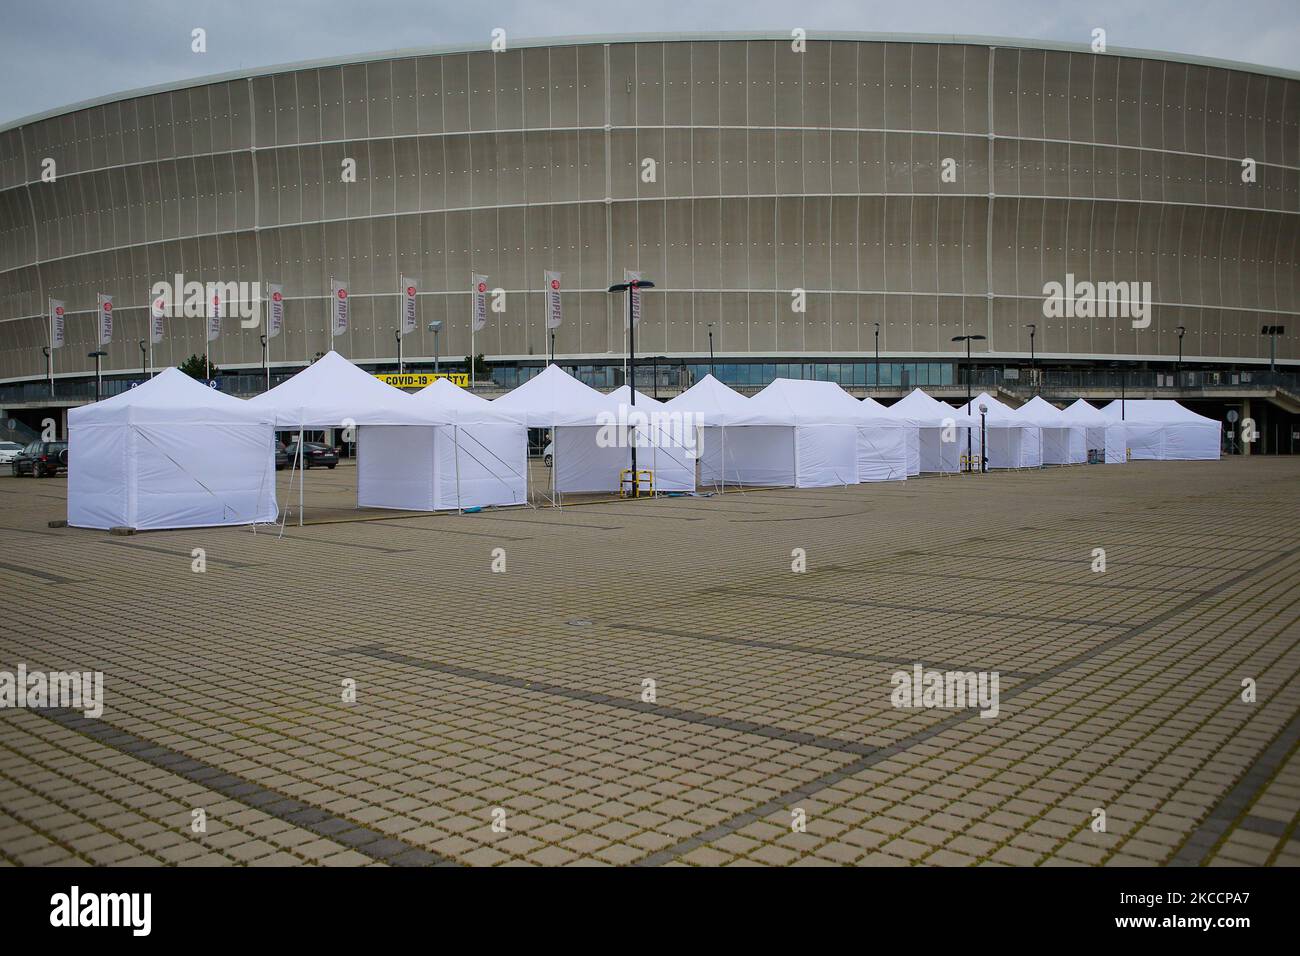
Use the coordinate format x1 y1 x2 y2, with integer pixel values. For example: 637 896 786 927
275 442 289 470
12 440 68 477
283 441 338 469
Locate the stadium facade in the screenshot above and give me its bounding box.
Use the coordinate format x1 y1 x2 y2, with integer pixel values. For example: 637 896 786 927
0 32 1297 404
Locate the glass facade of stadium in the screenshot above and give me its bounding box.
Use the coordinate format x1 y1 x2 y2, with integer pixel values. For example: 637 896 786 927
0 33 1296 408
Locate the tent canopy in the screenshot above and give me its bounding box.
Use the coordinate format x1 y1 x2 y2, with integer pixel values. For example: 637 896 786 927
248 350 433 427
957 391 1034 426
73 367 269 426
749 378 861 425
492 364 616 426
665 374 777 426
412 376 523 424
887 388 978 427
1015 395 1072 426
1098 399 1217 425
1061 398 1110 426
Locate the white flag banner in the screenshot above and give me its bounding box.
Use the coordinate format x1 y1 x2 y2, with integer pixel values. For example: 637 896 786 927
401 276 418 335
624 269 643 328
472 274 488 332
49 299 65 349
149 292 166 344
544 271 562 330
96 294 113 345
206 287 222 342
331 279 349 337
268 283 284 339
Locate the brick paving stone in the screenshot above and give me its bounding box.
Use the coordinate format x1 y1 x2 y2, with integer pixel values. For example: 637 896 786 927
0 459 1296 867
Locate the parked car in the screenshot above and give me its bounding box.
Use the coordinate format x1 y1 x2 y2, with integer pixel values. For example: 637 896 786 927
543 441 553 467
0 440 22 464
11 440 68 477
274 442 289 470
283 441 338 469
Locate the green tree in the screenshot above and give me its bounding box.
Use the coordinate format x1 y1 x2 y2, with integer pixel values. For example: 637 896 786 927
178 354 219 380
465 353 490 376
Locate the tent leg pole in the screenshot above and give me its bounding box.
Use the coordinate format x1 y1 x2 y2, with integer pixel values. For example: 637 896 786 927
454 424 462 514
298 423 304 527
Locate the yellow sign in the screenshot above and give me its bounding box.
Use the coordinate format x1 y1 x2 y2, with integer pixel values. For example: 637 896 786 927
376 372 469 388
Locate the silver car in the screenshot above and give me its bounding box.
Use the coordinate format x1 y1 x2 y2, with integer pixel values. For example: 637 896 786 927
0 441 22 465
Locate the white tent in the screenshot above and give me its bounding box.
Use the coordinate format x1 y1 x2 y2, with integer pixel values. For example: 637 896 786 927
493 365 623 494
68 368 278 530
1062 399 1126 464
357 378 528 512
664 374 791 488
885 389 978 473
606 386 695 492
863 395 917 477
747 379 861 487
1016 396 1087 465
246 350 439 522
1099 400 1220 460
956 392 1041 469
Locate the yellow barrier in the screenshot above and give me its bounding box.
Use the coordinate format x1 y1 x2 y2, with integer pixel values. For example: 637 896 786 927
619 468 654 497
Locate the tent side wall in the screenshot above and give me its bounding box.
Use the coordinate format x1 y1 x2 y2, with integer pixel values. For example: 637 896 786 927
434 423 529 508
358 426 437 511
554 425 625 492
67 424 130 529
701 425 796 487
856 425 909 482
795 424 859 487
132 422 277 529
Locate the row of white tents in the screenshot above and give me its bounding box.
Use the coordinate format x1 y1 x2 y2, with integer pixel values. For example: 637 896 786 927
66 351 1223 530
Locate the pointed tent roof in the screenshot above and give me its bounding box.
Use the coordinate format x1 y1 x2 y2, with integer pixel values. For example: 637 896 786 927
1061 398 1110 425
607 385 664 407
748 378 861 425
247 350 435 427
953 391 1033 426
1099 399 1216 425
412 376 522 424
492 364 616 426
886 388 977 427
1015 395 1074 426
665 374 767 426
70 367 272 426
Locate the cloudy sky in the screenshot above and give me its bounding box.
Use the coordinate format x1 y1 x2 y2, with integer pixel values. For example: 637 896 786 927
2 0 1296 125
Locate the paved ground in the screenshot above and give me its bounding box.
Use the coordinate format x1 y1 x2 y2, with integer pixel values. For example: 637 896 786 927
0 458 1297 867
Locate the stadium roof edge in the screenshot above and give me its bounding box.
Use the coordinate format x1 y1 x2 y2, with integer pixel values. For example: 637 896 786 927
3 30 1297 136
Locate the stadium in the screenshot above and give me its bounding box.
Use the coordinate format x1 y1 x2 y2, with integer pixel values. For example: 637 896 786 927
0 32 1297 446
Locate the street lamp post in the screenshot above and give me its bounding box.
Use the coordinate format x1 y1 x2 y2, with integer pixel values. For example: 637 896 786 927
88 351 106 402
707 322 715 377
951 334 986 471
395 329 403 375
260 334 269 391
607 278 655 497
874 321 880 390
42 346 52 398
428 320 442 373
979 403 988 474
1025 323 1036 390
138 340 147 380
1261 325 1285 373
1175 325 1186 385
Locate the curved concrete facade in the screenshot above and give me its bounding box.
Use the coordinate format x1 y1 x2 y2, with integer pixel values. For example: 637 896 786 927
0 33 1297 386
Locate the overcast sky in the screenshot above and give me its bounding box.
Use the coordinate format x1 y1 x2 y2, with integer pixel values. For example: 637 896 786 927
2 0 1296 126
